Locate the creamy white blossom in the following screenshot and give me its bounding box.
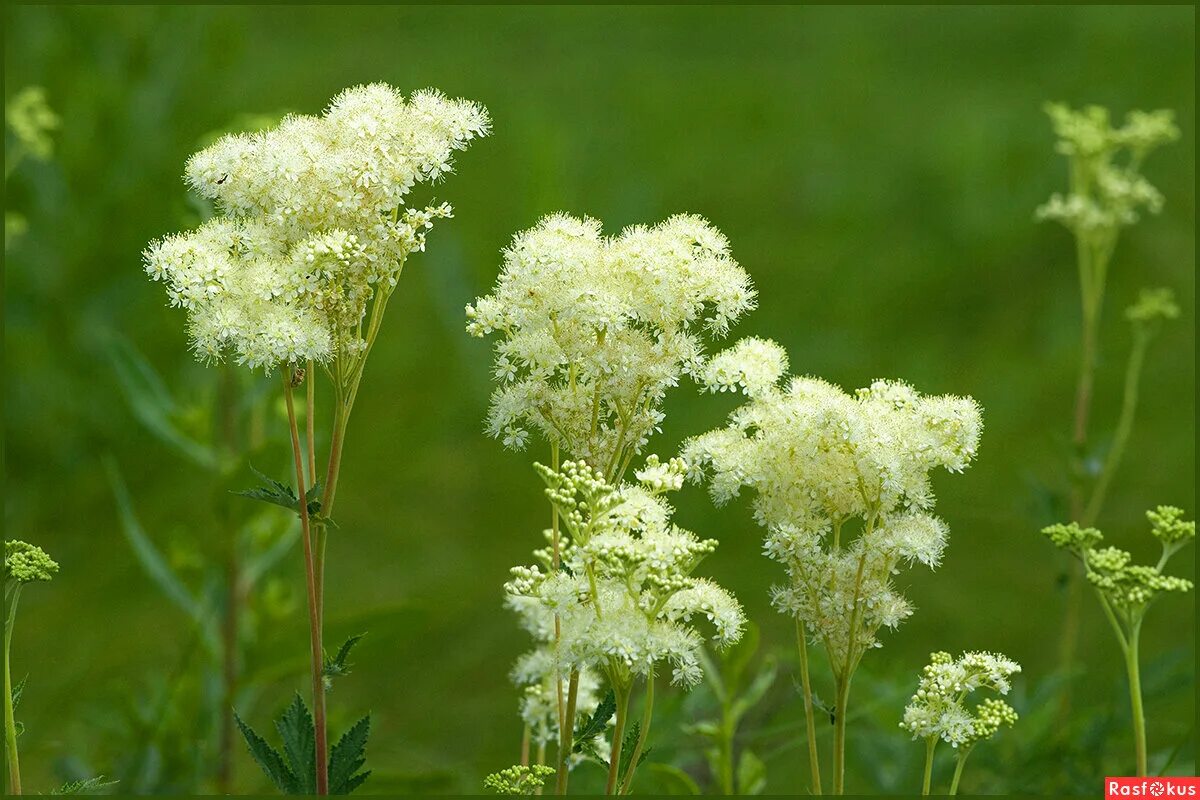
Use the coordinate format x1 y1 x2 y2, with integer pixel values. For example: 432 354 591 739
505 458 744 689
467 213 756 470
900 651 1020 748
145 83 489 370
684 344 982 668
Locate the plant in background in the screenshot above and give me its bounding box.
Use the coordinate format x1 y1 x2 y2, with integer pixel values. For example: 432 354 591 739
687 622 777 795
5 86 59 249
1035 102 1180 690
5 541 114 796
900 651 1020 796
143 83 489 794
1042 506 1195 776
507 457 745 794
467 213 756 794
685 341 982 795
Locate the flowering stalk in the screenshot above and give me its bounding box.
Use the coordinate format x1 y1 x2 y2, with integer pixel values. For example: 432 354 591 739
469 214 755 794
144 83 489 794
1043 507 1194 775
901 651 1021 795
4 541 60 795
1036 103 1179 696
686 342 982 794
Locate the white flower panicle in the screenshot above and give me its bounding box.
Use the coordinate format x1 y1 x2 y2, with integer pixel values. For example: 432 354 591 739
144 84 490 370
505 457 745 689
466 213 756 469
684 342 982 667
900 651 1021 748
511 647 603 749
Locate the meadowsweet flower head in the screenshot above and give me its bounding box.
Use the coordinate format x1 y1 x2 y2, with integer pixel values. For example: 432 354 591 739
1037 103 1178 237
1147 505 1195 546
505 457 744 689
467 214 755 469
1126 287 1181 328
484 764 556 795
900 651 1021 748
684 344 981 665
144 84 489 370
1044 507 1194 612
6 87 59 160
4 540 59 584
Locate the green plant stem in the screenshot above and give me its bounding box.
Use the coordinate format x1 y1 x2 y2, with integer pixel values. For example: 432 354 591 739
1125 621 1147 776
619 675 654 795
521 724 532 767
4 584 22 795
216 365 239 795
284 375 328 795
796 619 823 795
555 670 580 795
948 748 970 796
831 673 851 795
1084 331 1149 524
921 737 936 796
605 683 632 795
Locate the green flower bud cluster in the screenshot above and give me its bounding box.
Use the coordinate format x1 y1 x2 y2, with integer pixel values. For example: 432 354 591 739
4 540 59 584
484 764 556 795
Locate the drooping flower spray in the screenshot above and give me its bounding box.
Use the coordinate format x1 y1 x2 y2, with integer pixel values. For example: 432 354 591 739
144 84 489 794
684 342 982 794
468 214 755 793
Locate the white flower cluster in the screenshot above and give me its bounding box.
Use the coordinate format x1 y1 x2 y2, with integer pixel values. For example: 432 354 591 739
506 457 745 689
511 646 604 750
900 651 1020 748
466 213 756 470
683 343 982 666
144 84 490 370
1036 103 1178 237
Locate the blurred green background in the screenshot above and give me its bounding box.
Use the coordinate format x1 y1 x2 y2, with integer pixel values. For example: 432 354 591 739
4 5 1195 796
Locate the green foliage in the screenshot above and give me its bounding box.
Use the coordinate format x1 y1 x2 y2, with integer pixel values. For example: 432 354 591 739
572 689 616 755
236 695 370 795
617 721 651 777
329 714 372 794
323 633 367 687
234 465 323 518
50 775 119 795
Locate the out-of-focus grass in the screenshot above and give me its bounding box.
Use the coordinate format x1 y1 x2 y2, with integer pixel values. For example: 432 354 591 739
4 5 1194 794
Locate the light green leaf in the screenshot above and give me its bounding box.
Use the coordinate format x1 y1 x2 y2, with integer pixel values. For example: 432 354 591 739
736 749 767 795
106 336 219 470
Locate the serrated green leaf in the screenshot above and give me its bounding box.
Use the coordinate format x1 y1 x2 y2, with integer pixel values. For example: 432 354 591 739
810 692 836 725
51 775 119 795
616 721 651 785
276 694 316 795
736 749 767 795
329 713 371 794
324 633 367 685
235 465 323 517
236 711 300 794
572 689 616 752
11 675 25 711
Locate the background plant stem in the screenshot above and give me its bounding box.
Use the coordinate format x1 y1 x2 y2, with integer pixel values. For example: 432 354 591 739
4 585 22 795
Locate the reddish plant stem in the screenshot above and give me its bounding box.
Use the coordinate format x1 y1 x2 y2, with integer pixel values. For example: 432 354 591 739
284 373 328 795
